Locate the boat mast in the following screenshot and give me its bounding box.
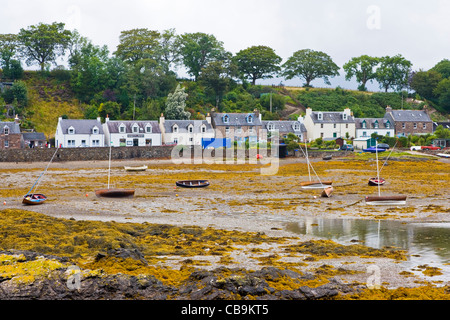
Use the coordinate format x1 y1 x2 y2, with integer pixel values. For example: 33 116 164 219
305 142 311 181
29 145 60 195
107 141 112 189
376 142 381 197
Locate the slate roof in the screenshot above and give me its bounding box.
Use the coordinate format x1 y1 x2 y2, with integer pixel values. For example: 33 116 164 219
355 118 392 129
164 120 213 133
106 120 161 134
212 113 262 126
59 119 104 135
384 110 432 122
0 122 21 134
22 132 47 141
262 120 306 133
309 111 355 123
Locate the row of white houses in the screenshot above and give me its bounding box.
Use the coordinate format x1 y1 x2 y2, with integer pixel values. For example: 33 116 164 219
54 106 433 148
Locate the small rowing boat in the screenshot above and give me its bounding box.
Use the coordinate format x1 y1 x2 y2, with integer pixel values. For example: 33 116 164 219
124 165 148 171
368 177 385 186
95 188 135 198
365 195 407 205
300 180 333 189
321 186 333 197
22 193 47 205
176 180 210 188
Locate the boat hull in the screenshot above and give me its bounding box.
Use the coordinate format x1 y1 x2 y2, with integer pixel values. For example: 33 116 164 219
365 195 407 205
22 194 47 205
368 177 386 186
300 181 333 189
124 166 148 171
363 147 386 153
95 188 135 198
176 180 210 188
321 186 333 197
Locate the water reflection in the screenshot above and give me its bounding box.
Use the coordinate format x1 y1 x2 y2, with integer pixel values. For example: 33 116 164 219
285 218 450 280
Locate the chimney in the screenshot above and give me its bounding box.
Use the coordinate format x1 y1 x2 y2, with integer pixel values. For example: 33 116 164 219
105 114 110 122
97 117 101 123
423 105 428 114
206 113 211 124
253 109 261 121
14 114 20 124
159 113 165 125
306 107 312 116
386 105 392 113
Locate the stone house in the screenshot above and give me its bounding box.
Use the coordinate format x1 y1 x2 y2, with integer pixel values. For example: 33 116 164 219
0 118 23 149
383 106 433 137
210 109 266 143
262 119 307 142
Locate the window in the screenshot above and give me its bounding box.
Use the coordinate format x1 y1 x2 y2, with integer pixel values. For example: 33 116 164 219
145 125 152 133
343 113 348 120
317 112 323 120
81 140 87 147
68 127 75 134
402 123 406 129
386 132 390 137
320 132 324 138
188 125 193 133
223 115 229 123
68 140 75 147
173 125 178 133
386 122 390 129
333 123 336 129
4 140 9 148
320 124 324 129
363 131 367 137
201 125 206 133
333 132 337 138
3 127 9 135
127 140 133 146
413 123 417 129
362 121 366 129
119 125 125 133
189 137 193 143
374 121 379 129
346 124 348 129
237 126 242 134
267 123 274 131
249 127 253 134
132 124 139 133
294 123 300 131
173 138 178 144
92 140 100 146
247 115 253 123
92 127 99 134
225 126 230 133
423 123 426 129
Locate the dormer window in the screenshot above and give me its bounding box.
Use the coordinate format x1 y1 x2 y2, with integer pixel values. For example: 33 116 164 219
223 115 229 123
385 121 390 129
173 125 178 133
293 123 300 131
342 113 348 120
374 120 379 129
317 112 323 121
68 126 75 134
145 124 152 133
132 124 139 133
92 126 99 134
188 124 194 133
3 126 9 135
119 124 126 133
247 115 253 123
362 120 366 129
201 125 206 133
267 123 274 131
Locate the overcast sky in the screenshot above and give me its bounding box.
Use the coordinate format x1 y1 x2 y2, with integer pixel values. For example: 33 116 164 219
1 0 449 90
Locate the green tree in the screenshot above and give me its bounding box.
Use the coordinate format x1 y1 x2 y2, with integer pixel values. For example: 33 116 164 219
433 78 450 112
1 80 28 112
164 84 190 119
159 28 181 72
434 125 450 139
178 32 227 81
0 34 20 78
199 59 236 107
282 49 340 87
18 22 72 72
233 45 282 85
69 36 111 102
375 55 412 92
114 28 161 64
343 55 379 91
409 70 442 100
431 59 450 79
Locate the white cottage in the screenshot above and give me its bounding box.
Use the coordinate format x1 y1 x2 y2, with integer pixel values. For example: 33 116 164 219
303 107 355 141
55 117 105 148
159 114 214 146
103 117 161 147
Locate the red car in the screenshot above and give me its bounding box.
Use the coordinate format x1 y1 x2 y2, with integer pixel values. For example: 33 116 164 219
421 145 440 150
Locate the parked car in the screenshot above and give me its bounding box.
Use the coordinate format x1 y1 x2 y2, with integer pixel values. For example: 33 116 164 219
421 145 441 150
410 146 422 151
376 143 390 150
340 144 354 151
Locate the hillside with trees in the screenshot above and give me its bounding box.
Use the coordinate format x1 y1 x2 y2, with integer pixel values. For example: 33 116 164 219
0 22 449 138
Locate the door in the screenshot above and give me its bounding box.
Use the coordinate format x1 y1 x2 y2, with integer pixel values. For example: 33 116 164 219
133 138 139 146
